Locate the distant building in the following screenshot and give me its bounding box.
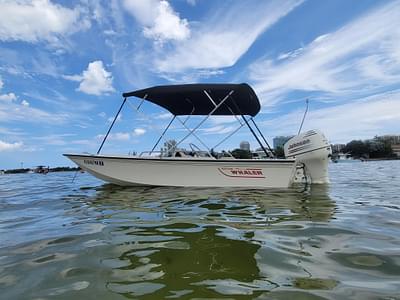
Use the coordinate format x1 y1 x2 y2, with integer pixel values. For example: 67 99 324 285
240 141 250 151
377 135 400 144
331 144 346 153
392 144 400 157
273 136 293 149
374 135 400 157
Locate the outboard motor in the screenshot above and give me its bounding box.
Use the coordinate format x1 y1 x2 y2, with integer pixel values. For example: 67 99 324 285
284 130 331 184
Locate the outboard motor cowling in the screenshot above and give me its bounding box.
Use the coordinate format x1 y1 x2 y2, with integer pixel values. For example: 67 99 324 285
284 130 331 184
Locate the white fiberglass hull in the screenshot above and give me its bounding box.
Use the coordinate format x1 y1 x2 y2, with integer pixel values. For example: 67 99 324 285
64 153 296 188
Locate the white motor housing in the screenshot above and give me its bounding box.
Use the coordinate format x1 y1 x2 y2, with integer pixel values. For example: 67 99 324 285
284 130 331 184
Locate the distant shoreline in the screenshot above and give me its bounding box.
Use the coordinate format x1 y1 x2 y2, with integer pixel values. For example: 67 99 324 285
361 157 400 161
0 166 80 175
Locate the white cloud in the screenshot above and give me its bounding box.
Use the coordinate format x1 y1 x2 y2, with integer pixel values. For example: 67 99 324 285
30 133 75 146
156 112 172 120
159 69 226 83
209 116 238 125
95 129 146 142
71 139 94 146
123 0 190 43
107 113 122 123
0 0 90 43
143 1 190 43
261 90 400 143
0 92 17 102
21 100 29 106
96 132 130 141
200 125 236 135
155 0 303 73
0 72 17 105
250 1 400 105
123 0 158 26
0 140 23 152
111 132 131 141
132 128 146 136
64 60 115 96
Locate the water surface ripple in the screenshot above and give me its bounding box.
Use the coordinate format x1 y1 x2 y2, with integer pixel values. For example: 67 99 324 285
0 161 399 299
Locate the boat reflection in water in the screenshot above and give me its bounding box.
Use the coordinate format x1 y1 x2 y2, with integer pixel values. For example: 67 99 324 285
81 185 336 298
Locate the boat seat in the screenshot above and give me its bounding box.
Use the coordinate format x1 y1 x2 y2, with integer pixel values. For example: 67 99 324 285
174 151 189 157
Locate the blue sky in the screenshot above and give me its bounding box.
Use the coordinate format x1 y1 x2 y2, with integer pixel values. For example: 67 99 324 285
1 0 400 169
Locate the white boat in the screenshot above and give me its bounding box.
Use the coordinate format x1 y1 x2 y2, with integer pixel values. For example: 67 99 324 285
64 84 331 188
332 152 354 163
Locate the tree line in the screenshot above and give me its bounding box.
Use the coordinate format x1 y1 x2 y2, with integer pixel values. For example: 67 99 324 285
340 139 395 159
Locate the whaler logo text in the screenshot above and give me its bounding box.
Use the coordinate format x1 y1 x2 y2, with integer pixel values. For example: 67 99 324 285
288 139 310 150
218 168 265 178
84 159 104 166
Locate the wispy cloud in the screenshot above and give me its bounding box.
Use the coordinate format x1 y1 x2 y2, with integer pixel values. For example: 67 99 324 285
0 101 68 124
0 127 26 136
96 132 130 141
0 79 69 123
249 1 400 105
30 133 76 146
96 128 146 141
154 0 303 74
199 125 236 135
261 90 400 143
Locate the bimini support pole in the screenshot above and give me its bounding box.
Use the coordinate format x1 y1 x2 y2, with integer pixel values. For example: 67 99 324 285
212 122 244 149
250 118 275 157
150 115 176 155
241 115 270 158
97 97 127 155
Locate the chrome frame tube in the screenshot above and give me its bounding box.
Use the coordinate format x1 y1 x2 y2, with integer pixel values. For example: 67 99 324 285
250 117 275 157
176 116 211 153
150 115 176 155
97 97 127 154
175 90 234 147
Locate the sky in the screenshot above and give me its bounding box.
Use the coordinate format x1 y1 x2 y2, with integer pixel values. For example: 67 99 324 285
0 0 400 169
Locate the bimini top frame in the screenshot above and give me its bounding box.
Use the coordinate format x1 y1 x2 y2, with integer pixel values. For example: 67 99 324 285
97 83 274 157
122 83 260 117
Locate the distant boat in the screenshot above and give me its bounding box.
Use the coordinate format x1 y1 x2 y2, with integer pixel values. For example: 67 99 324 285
332 152 354 163
34 166 49 174
64 83 331 188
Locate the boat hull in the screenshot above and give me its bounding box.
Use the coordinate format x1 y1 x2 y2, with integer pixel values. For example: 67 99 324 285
64 154 296 188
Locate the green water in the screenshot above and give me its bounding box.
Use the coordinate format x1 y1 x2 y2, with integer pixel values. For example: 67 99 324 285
0 161 399 299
